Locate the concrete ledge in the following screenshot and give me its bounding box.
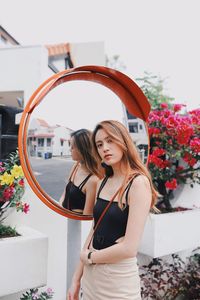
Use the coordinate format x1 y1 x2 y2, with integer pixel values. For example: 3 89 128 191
0 226 48 297
139 209 200 258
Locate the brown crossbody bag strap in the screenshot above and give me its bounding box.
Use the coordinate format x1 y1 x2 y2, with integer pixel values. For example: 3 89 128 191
87 173 140 249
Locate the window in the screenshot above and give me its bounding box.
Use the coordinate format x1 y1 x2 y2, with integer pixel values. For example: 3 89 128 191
139 124 143 130
47 138 51 146
38 138 44 147
129 123 138 133
126 109 137 120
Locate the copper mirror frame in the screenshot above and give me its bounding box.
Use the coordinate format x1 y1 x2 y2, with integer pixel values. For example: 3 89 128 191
18 65 151 220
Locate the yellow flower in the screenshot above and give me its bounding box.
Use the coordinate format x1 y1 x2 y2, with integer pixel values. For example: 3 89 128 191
11 165 24 178
0 172 14 185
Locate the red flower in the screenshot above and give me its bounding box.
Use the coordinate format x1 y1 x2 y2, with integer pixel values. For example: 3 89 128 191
19 179 24 186
152 148 166 157
23 203 30 214
3 186 15 201
176 166 184 172
188 158 197 167
148 155 167 169
148 127 161 136
190 137 200 153
160 103 168 109
175 124 194 145
165 178 178 190
183 152 197 166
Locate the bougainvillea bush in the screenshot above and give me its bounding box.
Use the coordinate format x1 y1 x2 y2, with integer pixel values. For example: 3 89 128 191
0 150 29 223
147 103 200 211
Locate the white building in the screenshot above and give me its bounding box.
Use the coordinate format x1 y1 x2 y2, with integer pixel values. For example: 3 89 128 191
0 25 105 300
51 125 73 157
123 106 149 162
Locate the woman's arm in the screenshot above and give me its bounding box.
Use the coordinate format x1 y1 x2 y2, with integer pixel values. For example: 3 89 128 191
59 190 65 206
83 176 99 215
81 175 151 264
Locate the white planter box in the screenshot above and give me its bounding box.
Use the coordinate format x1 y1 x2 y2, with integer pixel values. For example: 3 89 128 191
0 226 48 297
138 209 200 258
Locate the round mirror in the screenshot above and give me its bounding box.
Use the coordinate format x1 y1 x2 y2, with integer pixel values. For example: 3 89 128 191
18 66 151 220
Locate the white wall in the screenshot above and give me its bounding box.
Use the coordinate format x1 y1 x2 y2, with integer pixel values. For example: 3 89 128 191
52 126 71 156
0 42 105 300
71 41 105 66
0 45 52 104
5 184 68 300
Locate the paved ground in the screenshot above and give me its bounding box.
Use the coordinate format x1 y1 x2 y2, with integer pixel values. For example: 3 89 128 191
30 156 74 201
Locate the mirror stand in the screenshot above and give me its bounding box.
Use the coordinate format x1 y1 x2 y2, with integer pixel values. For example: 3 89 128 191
67 219 81 291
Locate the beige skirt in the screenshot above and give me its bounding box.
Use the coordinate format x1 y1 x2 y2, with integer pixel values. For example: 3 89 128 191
82 257 141 300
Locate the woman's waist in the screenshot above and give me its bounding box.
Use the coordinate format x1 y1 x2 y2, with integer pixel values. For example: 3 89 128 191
90 244 137 264
93 232 125 248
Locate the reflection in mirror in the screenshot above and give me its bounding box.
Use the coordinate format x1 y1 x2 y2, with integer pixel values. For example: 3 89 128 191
59 129 101 215
27 81 148 215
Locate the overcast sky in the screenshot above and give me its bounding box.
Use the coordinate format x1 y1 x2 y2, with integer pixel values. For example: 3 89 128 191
1 0 200 110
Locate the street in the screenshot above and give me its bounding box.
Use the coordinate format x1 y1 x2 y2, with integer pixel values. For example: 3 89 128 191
30 157 74 202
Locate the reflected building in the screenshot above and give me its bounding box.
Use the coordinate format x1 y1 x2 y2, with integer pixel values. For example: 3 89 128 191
28 118 73 159
123 107 149 163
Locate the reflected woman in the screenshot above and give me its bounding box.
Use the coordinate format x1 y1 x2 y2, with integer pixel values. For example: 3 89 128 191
68 120 159 300
60 129 101 215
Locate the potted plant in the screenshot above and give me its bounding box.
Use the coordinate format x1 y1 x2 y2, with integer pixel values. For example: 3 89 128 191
0 150 29 223
138 104 200 257
147 103 200 212
0 150 49 298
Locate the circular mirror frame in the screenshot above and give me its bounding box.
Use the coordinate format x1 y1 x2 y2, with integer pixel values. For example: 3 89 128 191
18 65 151 220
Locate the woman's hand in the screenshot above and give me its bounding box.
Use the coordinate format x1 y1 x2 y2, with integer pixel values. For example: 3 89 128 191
67 280 81 300
80 248 90 265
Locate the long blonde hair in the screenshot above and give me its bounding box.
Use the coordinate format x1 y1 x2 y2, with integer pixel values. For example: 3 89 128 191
92 120 160 209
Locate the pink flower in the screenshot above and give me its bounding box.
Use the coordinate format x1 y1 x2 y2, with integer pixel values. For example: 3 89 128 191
173 104 186 112
0 166 5 172
168 139 173 145
165 178 178 190
23 203 30 214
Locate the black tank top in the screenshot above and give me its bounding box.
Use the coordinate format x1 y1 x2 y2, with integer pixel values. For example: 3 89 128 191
93 174 140 250
62 173 92 211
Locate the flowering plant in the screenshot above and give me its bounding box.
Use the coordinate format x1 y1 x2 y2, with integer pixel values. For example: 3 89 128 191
0 150 29 222
140 248 200 300
20 287 54 300
147 103 200 211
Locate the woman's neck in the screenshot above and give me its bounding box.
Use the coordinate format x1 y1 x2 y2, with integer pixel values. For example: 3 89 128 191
111 163 127 178
78 162 88 173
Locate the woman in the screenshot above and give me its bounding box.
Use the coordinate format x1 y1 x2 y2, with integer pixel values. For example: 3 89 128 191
60 129 101 215
68 120 159 299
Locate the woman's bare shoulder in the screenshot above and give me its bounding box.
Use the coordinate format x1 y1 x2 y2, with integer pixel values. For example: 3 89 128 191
131 174 151 191
88 174 100 185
